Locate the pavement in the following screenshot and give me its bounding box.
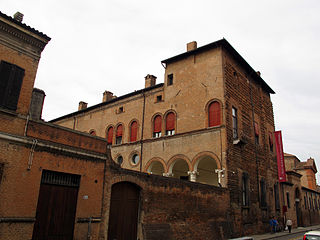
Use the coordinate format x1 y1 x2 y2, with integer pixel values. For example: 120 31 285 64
247 224 320 239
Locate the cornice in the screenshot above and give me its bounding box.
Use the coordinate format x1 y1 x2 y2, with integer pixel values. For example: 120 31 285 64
0 19 49 59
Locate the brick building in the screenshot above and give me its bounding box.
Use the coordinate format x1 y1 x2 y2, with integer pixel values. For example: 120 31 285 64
2 9 318 240
282 153 320 228
52 38 281 235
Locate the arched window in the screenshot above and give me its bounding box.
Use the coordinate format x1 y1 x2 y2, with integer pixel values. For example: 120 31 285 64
208 101 221 127
165 112 175 136
153 115 162 138
107 126 113 145
116 124 123 145
89 130 96 136
130 121 138 142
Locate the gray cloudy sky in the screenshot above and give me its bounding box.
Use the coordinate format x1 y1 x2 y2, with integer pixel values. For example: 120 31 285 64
2 1 320 182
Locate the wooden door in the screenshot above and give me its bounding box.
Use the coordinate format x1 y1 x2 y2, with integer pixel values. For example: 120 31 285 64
108 182 140 240
32 170 80 240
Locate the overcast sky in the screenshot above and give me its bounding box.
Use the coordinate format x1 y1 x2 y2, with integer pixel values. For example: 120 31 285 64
2 1 320 182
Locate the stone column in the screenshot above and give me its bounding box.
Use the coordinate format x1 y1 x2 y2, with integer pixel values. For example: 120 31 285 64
188 171 199 182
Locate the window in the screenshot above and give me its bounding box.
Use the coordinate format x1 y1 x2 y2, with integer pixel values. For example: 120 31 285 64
232 107 238 139
242 173 249 206
208 101 221 127
165 112 175 136
153 115 162 138
117 155 123 165
0 61 25 111
269 132 274 152
118 106 124 113
131 154 140 165
130 121 138 142
167 74 173 86
286 192 290 208
156 95 162 102
254 122 259 145
274 183 280 210
89 130 96 136
260 179 267 207
305 196 307 209
116 124 123 144
107 126 113 145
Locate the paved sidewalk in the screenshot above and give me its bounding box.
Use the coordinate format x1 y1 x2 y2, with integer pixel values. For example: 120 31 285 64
248 224 320 239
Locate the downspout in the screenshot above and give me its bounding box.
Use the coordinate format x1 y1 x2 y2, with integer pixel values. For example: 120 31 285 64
249 77 260 207
139 91 146 172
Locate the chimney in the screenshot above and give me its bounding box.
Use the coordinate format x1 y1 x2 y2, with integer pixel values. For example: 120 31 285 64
145 74 157 88
78 101 87 111
13 12 24 22
256 71 261 76
103 91 114 102
187 41 197 52
29 88 45 120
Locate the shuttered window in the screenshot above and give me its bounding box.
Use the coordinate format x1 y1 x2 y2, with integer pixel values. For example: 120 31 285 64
166 112 175 135
254 122 259 145
153 115 162 138
130 121 138 142
89 130 96 136
107 127 113 145
208 101 221 127
0 61 25 111
116 124 123 144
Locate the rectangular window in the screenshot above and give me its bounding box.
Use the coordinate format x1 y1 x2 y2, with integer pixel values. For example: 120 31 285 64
153 132 161 138
242 173 249 206
0 61 25 111
116 136 122 145
260 179 267 207
286 192 290 208
167 74 173 86
274 183 280 210
254 122 259 145
156 95 162 102
232 107 238 139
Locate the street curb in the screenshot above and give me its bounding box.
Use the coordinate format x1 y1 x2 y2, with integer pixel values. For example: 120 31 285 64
257 227 320 240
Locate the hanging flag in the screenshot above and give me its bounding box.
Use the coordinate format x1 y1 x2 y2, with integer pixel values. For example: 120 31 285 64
274 131 286 182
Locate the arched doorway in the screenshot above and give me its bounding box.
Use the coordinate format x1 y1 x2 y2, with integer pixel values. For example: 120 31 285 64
194 155 218 186
169 159 189 180
295 188 302 227
147 161 165 176
107 182 140 240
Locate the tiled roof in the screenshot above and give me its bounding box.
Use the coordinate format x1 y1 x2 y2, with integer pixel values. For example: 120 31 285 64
0 11 50 41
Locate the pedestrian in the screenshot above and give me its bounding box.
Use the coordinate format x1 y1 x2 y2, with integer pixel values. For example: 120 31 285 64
269 216 278 233
286 219 292 233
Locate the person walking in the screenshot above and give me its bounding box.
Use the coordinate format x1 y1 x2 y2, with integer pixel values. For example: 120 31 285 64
286 219 293 233
269 216 278 233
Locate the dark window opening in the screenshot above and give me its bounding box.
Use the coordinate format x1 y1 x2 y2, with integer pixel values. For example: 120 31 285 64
117 156 123 165
131 154 139 165
167 74 173 86
287 192 290 208
89 130 96 136
116 124 123 144
232 107 238 139
118 107 124 113
242 173 249 206
254 122 259 145
269 132 274 152
180 176 188 181
156 95 162 102
274 183 280 210
0 61 25 111
260 179 267 207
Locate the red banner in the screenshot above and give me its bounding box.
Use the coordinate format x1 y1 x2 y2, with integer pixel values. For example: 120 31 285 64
274 131 286 182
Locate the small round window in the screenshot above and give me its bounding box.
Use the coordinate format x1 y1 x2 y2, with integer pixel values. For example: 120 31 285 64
131 154 140 165
117 155 123 165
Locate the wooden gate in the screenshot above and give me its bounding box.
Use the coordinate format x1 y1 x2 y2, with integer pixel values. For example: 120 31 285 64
32 170 80 240
107 182 140 240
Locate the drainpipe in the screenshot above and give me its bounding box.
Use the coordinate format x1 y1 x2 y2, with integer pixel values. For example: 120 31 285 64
139 91 146 172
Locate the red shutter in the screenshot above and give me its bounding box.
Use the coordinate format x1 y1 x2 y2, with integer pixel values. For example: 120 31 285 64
154 115 162 133
166 112 175 131
254 122 259 136
116 124 123 137
130 121 138 142
269 132 273 146
208 102 221 127
107 127 113 144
